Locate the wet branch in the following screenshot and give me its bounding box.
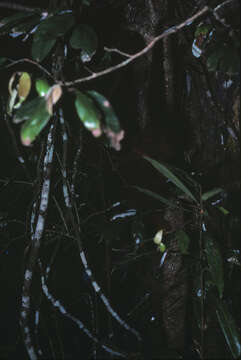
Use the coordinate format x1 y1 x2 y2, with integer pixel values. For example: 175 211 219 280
19 121 56 360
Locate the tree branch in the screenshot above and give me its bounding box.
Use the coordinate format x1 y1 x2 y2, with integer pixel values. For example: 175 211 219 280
63 6 209 87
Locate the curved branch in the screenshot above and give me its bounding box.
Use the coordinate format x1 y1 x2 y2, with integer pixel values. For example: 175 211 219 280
63 6 209 87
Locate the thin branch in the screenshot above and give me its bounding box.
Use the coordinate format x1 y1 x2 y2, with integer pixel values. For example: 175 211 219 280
19 121 56 360
63 6 209 86
104 47 132 58
39 260 128 358
6 58 54 80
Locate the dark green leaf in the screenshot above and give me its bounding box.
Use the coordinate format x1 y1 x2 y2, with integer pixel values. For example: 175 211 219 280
32 13 74 62
176 230 190 255
217 206 230 215
13 14 41 35
216 300 241 359
204 235 224 299
143 156 198 203
0 12 36 35
202 188 223 201
70 24 98 62
74 91 101 136
133 186 179 208
87 91 120 133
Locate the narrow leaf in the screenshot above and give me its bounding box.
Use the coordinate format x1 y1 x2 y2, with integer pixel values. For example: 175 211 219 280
204 235 224 299
216 300 241 359
143 156 198 203
133 186 179 208
18 72 31 102
202 188 223 201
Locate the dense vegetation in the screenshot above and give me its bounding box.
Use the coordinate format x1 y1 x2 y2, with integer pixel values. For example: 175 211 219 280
0 0 240 359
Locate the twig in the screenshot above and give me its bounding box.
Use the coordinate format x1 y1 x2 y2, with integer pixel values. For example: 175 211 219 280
63 6 209 86
104 47 132 58
6 58 54 80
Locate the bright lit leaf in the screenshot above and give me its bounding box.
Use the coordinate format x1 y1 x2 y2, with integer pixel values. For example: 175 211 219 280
154 230 163 245
75 91 101 137
45 84 62 114
18 97 51 145
143 156 198 203
35 78 51 97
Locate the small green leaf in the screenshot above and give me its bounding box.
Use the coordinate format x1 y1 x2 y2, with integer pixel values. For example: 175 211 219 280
194 24 212 38
70 24 98 62
176 230 190 255
75 91 101 137
35 78 51 97
13 97 44 124
217 206 230 215
216 300 241 359
204 235 224 299
143 156 198 203
158 242 166 253
202 188 223 201
133 186 179 208
32 13 74 62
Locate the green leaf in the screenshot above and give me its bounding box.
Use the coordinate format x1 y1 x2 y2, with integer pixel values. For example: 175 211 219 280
13 97 44 123
0 12 36 35
143 156 198 203
35 78 51 97
74 91 101 137
216 300 241 359
204 235 224 299
202 188 223 201
18 98 51 145
70 24 98 62
32 13 74 62
176 230 190 255
194 24 212 38
133 186 179 208
87 91 120 133
217 206 230 215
